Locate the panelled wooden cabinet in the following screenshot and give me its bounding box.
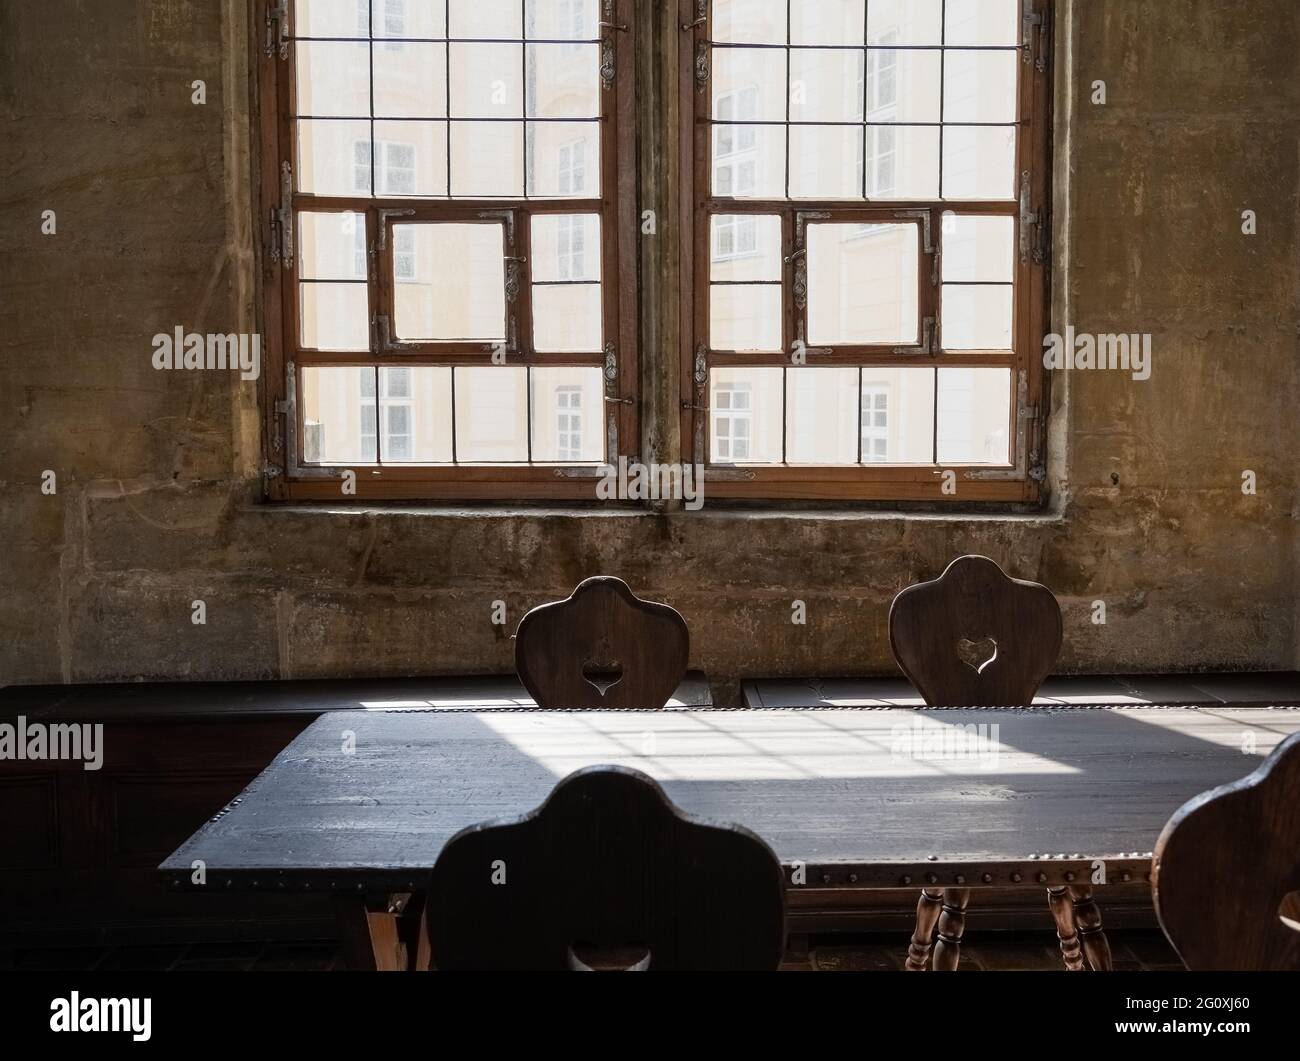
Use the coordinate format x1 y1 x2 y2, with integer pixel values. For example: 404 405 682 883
0 687 329 945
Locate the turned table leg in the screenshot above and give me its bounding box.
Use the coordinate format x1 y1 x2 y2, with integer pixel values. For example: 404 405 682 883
931 888 971 972
1069 885 1113 971
905 889 944 971
1046 886 1085 971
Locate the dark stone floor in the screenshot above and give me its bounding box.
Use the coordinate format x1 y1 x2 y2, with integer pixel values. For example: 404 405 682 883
2 931 1182 972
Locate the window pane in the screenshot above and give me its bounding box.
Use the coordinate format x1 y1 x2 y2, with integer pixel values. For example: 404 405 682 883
526 43 600 118
713 48 787 123
807 223 919 345
392 223 506 342
297 119 372 195
450 0 522 38
941 215 1014 283
712 124 785 198
379 366 454 463
710 214 781 282
789 49 860 124
373 0 446 38
943 50 1018 124
294 0 369 38
374 42 447 118
450 43 523 116
526 0 598 39
454 366 528 462
530 367 604 462
791 0 864 46
941 284 1013 349
868 0 943 46
295 42 369 116
945 0 1019 46
710 366 783 463
527 121 600 197
860 368 936 463
300 211 367 280
374 120 448 196
533 284 602 352
712 0 787 45
936 368 1011 464
788 125 863 198
869 49 941 123
531 214 601 282
302 367 378 464
710 284 781 351
786 368 859 464
451 121 525 196
942 125 1016 200
868 125 939 199
299 282 369 349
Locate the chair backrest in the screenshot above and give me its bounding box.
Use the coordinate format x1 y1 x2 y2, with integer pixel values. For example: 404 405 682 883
1152 731 1300 970
888 555 1062 706
515 576 689 709
425 766 787 970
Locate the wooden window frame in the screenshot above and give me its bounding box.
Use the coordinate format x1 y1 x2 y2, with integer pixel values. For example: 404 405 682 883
678 0 1054 503
258 0 639 501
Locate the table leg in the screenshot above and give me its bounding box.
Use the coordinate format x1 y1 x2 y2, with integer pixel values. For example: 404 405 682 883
930 887 971 972
332 893 416 971
905 888 944 971
1046 886 1085 971
1069 885 1113 971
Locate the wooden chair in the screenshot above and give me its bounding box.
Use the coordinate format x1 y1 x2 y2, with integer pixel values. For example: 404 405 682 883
422 765 787 970
1153 731 1300 969
889 555 1111 971
515 576 690 709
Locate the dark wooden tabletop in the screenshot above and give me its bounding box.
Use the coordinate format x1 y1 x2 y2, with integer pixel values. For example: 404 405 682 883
160 705 1300 893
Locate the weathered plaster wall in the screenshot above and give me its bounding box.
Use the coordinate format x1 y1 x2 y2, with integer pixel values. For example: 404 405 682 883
2 1 1297 694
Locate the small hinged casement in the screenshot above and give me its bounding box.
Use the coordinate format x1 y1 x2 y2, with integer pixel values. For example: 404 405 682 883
270 161 293 269
265 0 289 61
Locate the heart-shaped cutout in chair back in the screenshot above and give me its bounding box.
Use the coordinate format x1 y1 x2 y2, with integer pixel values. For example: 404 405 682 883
582 659 624 696
956 637 998 675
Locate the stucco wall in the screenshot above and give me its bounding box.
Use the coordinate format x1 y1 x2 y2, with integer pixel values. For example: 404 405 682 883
1 1 1297 695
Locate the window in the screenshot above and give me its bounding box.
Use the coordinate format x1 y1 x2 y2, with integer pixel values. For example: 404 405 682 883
555 386 583 462
712 381 752 462
686 0 1051 501
265 0 633 499
860 385 889 462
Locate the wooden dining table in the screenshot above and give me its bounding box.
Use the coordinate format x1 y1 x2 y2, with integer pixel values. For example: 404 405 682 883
160 703 1300 970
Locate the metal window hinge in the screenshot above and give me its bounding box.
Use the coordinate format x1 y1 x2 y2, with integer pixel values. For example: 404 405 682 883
376 208 415 250
1022 0 1049 72
270 161 293 268
271 397 291 452
266 0 289 60
1019 170 1046 264
893 317 936 356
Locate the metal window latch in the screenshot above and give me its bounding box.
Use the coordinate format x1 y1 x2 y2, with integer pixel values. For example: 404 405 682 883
1022 0 1048 71
266 0 289 60
1019 170 1044 264
270 161 293 268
